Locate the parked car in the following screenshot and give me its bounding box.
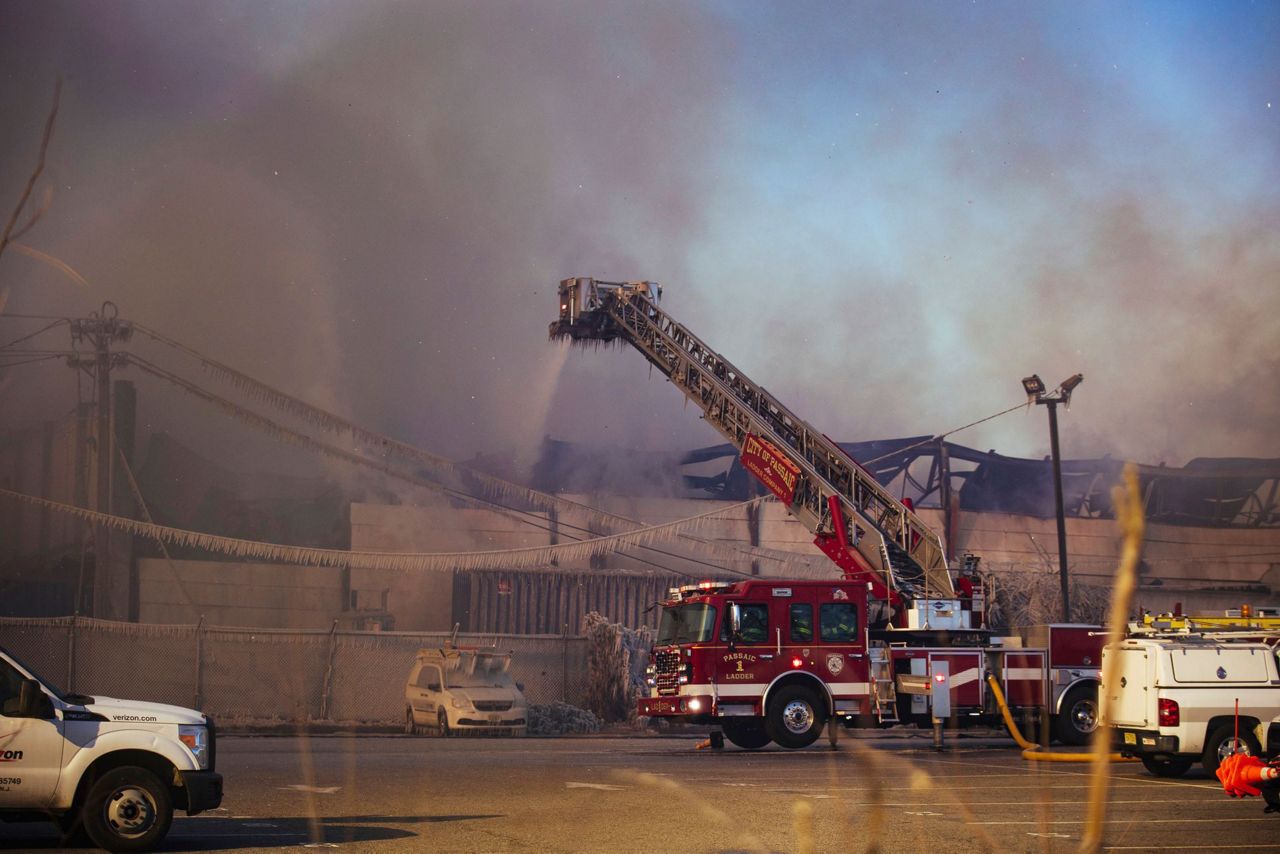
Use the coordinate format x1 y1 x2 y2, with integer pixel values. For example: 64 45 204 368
405 647 527 736
1105 634 1280 777
0 645 222 852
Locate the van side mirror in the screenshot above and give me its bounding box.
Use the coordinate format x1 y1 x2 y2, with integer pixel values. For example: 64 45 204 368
18 679 53 719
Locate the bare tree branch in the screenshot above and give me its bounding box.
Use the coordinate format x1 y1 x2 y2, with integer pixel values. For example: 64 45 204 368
9 186 54 242
0 77 62 263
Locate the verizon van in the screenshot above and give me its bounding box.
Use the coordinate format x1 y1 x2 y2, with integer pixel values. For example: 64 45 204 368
0 646 222 852
1105 635 1280 777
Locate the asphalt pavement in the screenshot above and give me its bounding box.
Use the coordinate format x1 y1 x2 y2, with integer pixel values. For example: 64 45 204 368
2 731 1275 853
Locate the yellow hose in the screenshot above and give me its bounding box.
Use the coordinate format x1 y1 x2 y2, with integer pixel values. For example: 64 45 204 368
986 674 1134 763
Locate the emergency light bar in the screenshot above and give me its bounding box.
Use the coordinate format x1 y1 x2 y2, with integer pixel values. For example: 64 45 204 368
667 581 734 601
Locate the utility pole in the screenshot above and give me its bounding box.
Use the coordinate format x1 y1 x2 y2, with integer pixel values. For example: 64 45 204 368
69 302 132 618
1021 373 1083 623
1045 398 1070 623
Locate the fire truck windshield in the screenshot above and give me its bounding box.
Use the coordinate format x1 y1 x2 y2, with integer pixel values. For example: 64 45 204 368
657 604 718 645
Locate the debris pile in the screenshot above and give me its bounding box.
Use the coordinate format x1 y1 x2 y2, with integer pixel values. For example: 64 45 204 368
527 702 601 735
583 611 652 723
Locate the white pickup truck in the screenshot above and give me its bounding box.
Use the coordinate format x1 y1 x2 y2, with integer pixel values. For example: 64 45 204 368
1105 634 1280 777
0 645 222 852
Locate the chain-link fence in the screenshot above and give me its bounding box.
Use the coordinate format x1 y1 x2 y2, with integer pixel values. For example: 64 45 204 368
0 617 589 727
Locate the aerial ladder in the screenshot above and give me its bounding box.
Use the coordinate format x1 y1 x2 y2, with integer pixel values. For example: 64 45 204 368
549 278 957 619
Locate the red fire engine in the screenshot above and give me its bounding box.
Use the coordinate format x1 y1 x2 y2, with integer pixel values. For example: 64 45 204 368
551 278 1102 748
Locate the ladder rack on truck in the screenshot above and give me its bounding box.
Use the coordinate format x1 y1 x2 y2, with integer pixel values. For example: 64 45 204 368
550 277 952 605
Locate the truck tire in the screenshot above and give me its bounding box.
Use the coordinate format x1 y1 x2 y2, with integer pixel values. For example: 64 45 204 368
1140 755 1193 778
721 717 771 750
81 765 173 853
1053 684 1098 746
1202 724 1261 775
765 686 827 749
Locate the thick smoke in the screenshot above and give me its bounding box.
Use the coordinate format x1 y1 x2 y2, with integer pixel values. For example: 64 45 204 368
0 0 726 471
1 1 1277 478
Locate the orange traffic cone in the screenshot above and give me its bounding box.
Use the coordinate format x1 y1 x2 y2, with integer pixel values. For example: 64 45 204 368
1217 753 1279 798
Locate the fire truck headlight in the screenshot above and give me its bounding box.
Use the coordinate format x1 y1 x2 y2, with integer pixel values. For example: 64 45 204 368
645 677 656 687
688 699 702 712
678 674 689 684
645 664 656 676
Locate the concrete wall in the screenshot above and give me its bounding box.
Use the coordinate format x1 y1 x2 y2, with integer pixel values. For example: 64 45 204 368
0 415 84 561
119 487 1275 632
136 559 344 628
348 501 554 631
346 495 1280 621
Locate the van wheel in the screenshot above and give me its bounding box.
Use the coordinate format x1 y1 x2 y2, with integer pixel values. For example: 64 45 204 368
1053 684 1098 746
1140 755 1193 777
82 765 173 853
438 709 451 737
1202 724 1261 774
765 686 826 749
722 717 771 750
405 707 418 735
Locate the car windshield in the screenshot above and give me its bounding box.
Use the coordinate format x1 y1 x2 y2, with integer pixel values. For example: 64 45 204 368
445 660 515 689
657 604 718 645
2 649 72 702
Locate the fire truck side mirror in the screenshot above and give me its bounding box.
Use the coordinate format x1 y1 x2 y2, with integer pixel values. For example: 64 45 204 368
728 603 742 648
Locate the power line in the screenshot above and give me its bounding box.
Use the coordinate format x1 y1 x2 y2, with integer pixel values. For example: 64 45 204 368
129 322 816 574
122 352 782 580
0 317 66 351
0 353 64 370
860 402 1030 467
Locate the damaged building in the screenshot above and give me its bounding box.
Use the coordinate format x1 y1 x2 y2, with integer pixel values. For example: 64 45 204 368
2 410 1277 633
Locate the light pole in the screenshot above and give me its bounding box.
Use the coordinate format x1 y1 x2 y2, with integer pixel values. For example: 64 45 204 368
1021 373 1083 623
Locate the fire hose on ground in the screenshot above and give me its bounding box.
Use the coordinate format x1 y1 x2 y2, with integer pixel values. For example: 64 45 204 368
986 674 1133 763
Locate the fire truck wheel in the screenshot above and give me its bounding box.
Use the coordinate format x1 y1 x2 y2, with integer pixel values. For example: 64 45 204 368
1202 724 1261 775
721 717 771 750
765 686 827 749
1053 684 1098 746
1139 755 1193 777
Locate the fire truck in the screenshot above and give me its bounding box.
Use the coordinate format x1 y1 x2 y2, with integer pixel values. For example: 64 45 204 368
550 278 1102 748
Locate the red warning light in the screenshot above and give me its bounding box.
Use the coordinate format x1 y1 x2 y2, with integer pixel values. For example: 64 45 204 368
933 672 946 683
791 657 803 668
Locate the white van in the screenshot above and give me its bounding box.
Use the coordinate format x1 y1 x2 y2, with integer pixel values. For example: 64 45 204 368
404 647 527 736
1104 635 1280 777
0 645 222 852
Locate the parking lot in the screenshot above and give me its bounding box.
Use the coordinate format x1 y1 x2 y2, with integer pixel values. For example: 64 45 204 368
1 733 1275 853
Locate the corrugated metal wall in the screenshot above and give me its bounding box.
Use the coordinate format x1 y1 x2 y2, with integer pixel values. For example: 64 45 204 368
457 570 683 634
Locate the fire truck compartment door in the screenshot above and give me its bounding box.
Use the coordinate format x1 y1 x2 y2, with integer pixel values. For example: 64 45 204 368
1001 651 1047 707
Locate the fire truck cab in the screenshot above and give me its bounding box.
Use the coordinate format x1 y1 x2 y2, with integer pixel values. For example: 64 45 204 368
641 579 875 749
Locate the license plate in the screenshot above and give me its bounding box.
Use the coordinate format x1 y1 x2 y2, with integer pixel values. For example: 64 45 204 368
489 714 500 723
1124 732 1136 744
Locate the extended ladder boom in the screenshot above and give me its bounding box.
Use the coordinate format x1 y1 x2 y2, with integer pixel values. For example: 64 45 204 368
550 278 953 602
